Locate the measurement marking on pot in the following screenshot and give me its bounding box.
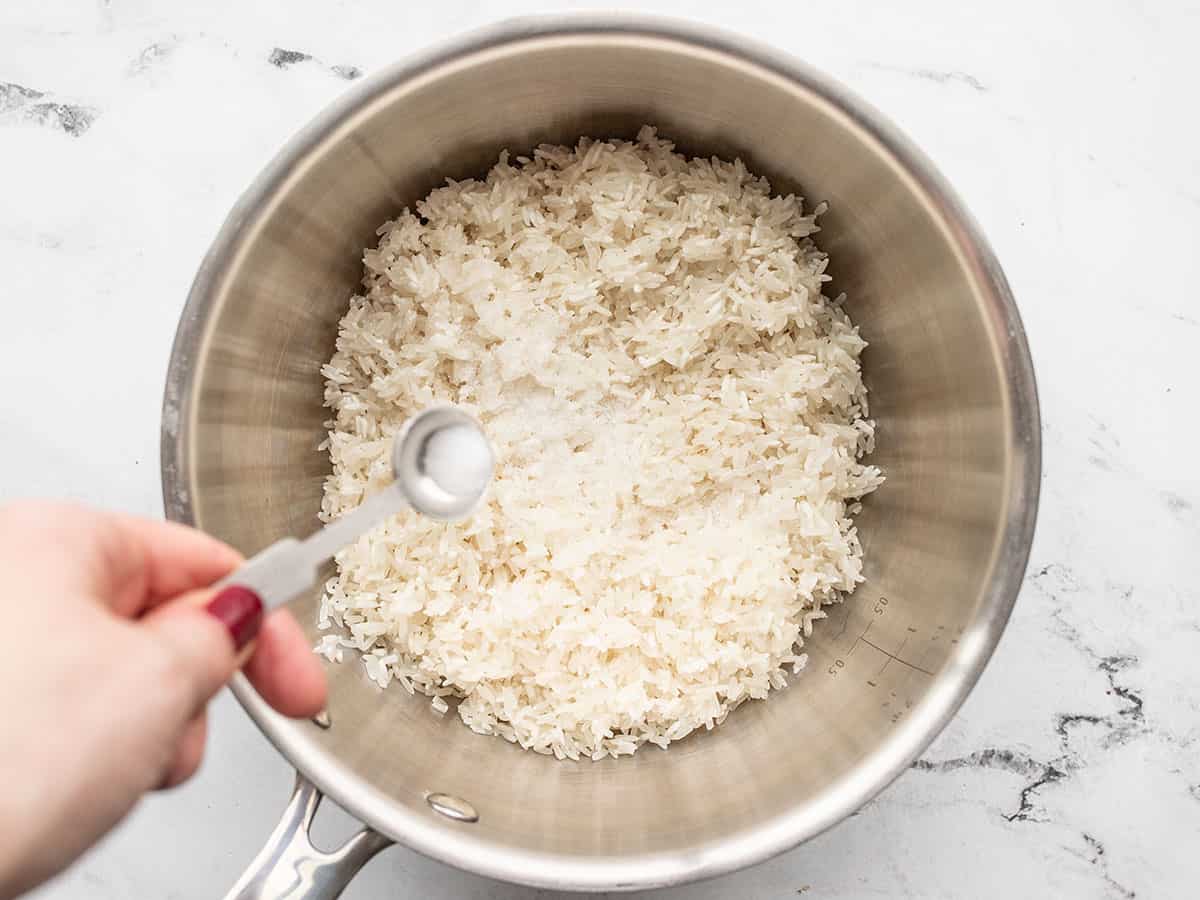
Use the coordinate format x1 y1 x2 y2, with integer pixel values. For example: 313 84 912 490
872 632 910 677
846 619 873 655
831 603 852 641
859 635 934 676
824 599 938 682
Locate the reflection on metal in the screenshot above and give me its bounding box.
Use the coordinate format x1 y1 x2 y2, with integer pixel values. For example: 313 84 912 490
426 792 479 823
222 775 390 900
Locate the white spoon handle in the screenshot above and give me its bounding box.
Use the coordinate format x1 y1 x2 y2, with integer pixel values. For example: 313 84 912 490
211 406 492 608
217 483 408 608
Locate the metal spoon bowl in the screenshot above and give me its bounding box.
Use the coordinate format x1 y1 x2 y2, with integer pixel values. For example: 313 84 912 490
217 407 492 608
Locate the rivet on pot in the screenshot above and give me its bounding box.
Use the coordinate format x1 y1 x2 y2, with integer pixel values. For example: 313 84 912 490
426 792 478 823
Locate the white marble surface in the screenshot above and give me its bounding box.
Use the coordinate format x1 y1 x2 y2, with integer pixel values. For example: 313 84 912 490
2 1 1198 897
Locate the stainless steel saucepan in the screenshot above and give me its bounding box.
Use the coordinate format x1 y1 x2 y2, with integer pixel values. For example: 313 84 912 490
160 14 1040 898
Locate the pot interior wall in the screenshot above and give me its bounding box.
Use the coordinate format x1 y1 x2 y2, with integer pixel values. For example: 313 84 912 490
180 32 1021 870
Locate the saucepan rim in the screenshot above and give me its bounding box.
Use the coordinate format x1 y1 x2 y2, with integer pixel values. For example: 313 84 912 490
160 12 1040 891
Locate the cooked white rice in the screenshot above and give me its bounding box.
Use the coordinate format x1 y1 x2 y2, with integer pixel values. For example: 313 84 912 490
316 127 883 760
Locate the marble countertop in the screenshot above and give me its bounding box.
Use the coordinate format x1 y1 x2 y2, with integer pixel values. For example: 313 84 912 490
2 1 1197 897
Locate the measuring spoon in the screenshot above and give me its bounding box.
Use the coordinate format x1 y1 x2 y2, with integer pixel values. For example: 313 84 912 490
216 406 493 608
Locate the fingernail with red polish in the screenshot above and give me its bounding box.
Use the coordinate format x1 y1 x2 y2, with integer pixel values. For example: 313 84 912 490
205 586 263 651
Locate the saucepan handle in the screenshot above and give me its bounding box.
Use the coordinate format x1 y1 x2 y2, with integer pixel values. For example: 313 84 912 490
223 773 392 900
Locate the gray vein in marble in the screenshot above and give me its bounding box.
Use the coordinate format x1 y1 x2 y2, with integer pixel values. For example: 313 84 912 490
911 746 1067 822
1039 571 1148 748
913 564 1158 826
1163 491 1193 520
0 81 96 136
125 37 362 82
911 747 1046 778
0 227 65 250
1008 762 1069 823
1088 417 1120 450
862 62 987 91
128 39 179 74
268 46 363 80
268 47 313 68
1070 833 1137 900
27 103 97 136
1086 417 1128 473
0 81 43 112
912 748 1067 822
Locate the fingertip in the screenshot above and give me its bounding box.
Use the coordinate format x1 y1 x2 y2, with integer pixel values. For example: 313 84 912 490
116 516 244 605
244 609 328 718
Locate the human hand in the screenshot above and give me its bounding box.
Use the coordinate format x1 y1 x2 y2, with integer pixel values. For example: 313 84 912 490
0 501 327 899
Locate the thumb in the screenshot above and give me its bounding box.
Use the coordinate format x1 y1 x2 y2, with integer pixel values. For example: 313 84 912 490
139 586 264 717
